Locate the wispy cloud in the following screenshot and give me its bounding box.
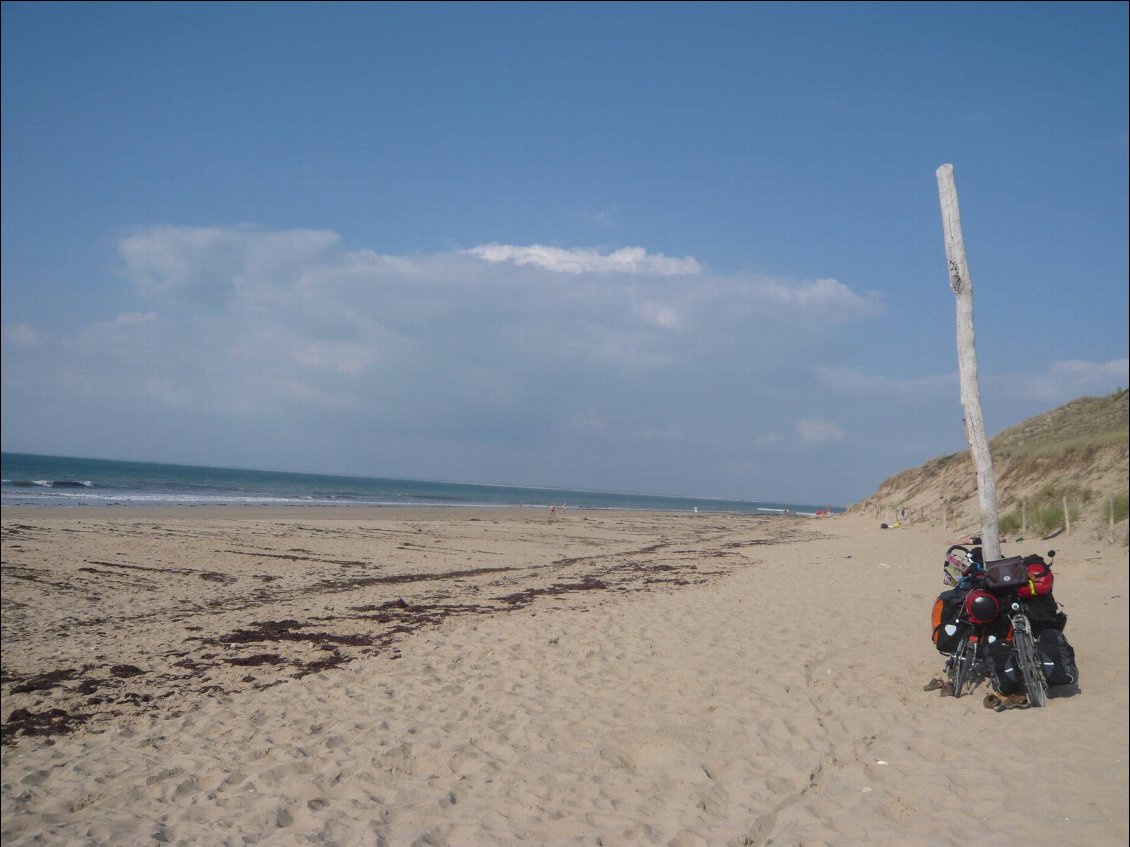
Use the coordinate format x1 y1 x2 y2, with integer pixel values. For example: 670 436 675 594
467 243 702 276
118 225 342 301
105 229 881 386
0 226 997 501
1005 358 1129 403
757 277 879 312
633 301 682 329
813 360 1128 409
796 418 846 445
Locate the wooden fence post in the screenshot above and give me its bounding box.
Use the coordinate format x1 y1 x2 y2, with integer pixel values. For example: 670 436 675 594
937 164 1001 561
1063 496 1071 537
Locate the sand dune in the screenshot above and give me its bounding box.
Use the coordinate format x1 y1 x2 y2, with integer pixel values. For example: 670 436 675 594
2 508 1126 845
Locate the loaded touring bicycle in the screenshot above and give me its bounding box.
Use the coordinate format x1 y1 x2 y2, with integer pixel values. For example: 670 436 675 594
931 544 1076 707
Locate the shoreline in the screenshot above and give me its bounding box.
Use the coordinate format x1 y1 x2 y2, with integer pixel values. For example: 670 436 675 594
2 504 818 521
1 504 832 523
2 453 839 515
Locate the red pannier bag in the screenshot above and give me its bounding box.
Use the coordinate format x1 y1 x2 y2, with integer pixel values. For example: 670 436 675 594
1018 555 1054 599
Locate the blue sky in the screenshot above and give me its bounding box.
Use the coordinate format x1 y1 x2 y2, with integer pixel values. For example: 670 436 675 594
2 2 1127 504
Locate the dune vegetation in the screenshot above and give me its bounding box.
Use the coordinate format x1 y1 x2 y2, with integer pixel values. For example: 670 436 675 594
853 389 1129 544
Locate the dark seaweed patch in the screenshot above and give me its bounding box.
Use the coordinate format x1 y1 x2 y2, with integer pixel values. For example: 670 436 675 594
227 653 285 667
10 668 78 694
294 648 350 677
497 577 609 605
311 566 516 594
199 572 236 584
210 619 375 648
3 707 87 740
110 664 146 678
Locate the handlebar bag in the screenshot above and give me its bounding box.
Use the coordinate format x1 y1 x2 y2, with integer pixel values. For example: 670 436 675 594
983 556 1028 593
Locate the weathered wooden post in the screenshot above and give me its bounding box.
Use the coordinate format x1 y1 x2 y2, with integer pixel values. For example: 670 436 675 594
1063 495 1071 537
1022 499 1027 534
936 164 1002 562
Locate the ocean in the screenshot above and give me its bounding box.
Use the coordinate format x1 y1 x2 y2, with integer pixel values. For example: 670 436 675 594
0 452 837 515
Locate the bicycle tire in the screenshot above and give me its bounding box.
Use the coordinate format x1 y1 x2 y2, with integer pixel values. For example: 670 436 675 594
1013 618 1047 707
947 632 972 698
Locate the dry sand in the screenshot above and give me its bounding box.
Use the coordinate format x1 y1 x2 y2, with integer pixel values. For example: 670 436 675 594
2 507 1127 846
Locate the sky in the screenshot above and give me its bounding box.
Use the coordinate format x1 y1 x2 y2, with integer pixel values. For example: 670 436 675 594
2 2 1127 505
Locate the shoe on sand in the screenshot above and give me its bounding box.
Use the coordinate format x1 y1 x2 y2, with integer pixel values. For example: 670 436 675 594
984 691 1028 711
939 681 955 697
923 678 945 692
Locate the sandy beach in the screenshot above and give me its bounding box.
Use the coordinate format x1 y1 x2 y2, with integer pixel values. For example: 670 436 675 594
2 507 1127 846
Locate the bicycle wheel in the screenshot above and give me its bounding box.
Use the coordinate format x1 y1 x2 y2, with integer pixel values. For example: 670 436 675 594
947 633 973 698
1013 619 1047 707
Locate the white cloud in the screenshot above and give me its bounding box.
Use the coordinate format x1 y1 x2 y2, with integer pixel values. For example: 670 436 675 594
796 418 845 445
755 277 882 317
100 227 888 406
4 225 897 500
119 225 341 300
1011 358 1129 403
11 225 1119 505
816 359 1128 408
467 243 702 276
633 301 681 329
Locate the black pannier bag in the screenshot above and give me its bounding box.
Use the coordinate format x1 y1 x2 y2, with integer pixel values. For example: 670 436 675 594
1024 592 1067 634
982 556 1029 593
932 588 968 653
986 641 1024 695
1038 629 1079 687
